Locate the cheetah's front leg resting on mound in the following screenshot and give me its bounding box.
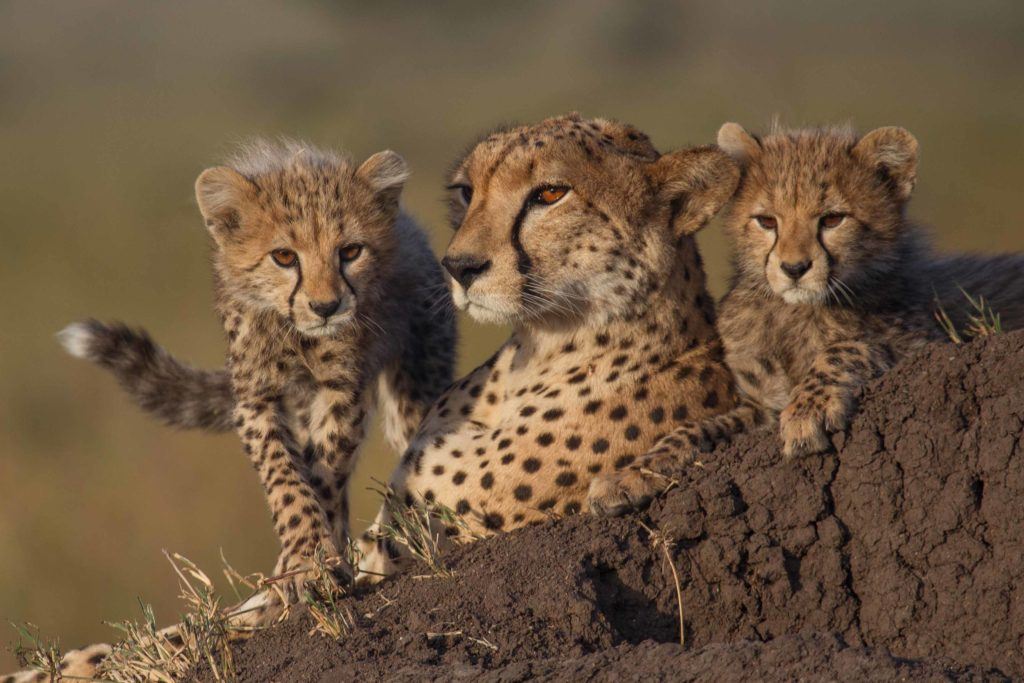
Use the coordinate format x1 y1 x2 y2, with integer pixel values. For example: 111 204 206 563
589 398 772 516
780 340 892 458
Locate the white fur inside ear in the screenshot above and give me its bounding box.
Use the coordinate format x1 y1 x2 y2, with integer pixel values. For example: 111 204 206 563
357 150 409 193
57 322 96 359
717 122 759 161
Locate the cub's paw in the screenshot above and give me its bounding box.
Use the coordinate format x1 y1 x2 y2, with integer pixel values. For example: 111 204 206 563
587 450 684 517
779 399 831 459
272 544 350 603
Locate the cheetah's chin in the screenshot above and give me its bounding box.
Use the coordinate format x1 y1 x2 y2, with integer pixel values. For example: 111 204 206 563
779 288 827 305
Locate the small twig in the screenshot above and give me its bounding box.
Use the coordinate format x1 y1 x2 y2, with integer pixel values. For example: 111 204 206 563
638 521 685 647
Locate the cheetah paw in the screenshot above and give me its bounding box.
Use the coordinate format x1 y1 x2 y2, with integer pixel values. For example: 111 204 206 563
779 402 832 459
587 452 683 517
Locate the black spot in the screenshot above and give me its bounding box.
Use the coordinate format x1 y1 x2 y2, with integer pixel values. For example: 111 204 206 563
452 471 467 485
609 405 628 420
563 501 581 515
703 391 719 409
584 400 603 414
592 439 609 454
566 435 582 450
432 465 445 476
614 454 636 469
555 471 578 487
542 408 564 421
624 425 640 441
588 463 602 474
481 472 494 489
497 438 512 450
650 407 665 424
514 484 533 501
483 512 505 530
520 406 537 417
536 432 555 446
538 498 557 510
672 405 689 421
456 499 471 515
523 458 542 473
501 453 515 464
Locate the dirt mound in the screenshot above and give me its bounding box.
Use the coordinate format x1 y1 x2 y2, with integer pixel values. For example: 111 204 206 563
207 332 1024 681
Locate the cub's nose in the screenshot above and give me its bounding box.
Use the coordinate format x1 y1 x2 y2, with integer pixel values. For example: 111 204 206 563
780 260 812 281
309 299 341 318
442 255 492 289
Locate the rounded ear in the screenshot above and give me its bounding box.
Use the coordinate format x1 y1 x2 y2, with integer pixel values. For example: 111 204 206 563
356 150 409 207
650 146 741 237
852 126 918 201
717 122 761 163
194 166 256 243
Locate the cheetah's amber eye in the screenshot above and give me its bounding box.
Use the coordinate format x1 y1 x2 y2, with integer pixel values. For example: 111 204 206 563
339 244 363 263
270 248 297 268
754 215 778 231
533 186 569 206
819 213 846 229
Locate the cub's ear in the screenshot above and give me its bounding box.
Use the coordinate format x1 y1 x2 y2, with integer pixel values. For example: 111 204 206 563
852 126 918 201
650 146 741 237
194 166 257 243
356 150 409 208
717 122 761 162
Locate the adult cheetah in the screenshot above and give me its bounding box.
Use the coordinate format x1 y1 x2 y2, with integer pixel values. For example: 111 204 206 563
357 113 742 577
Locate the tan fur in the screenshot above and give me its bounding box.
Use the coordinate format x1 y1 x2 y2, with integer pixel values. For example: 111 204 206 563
14 140 456 683
691 123 1023 462
353 114 740 578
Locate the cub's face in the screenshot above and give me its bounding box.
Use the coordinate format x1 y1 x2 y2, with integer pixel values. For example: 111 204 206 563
444 114 738 326
718 123 919 305
195 145 408 336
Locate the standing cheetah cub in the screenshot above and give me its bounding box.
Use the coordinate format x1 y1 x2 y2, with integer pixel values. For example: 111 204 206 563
601 122 1024 504
60 140 455 592
352 113 742 576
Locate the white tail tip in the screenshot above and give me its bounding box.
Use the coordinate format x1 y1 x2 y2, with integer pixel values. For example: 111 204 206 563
57 322 96 359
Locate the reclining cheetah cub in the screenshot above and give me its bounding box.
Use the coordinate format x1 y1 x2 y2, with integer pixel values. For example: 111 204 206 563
355 113 741 578
60 140 455 588
596 123 1024 515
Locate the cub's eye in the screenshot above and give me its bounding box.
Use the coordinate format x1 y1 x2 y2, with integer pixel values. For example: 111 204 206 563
754 215 778 231
270 248 297 268
339 244 363 262
448 184 473 205
533 186 569 205
819 213 846 229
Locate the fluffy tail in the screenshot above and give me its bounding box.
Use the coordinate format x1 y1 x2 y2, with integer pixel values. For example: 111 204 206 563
58 319 235 432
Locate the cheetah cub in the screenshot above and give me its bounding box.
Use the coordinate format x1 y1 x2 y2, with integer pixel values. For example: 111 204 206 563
60 140 455 592
353 114 742 576
609 123 1024 492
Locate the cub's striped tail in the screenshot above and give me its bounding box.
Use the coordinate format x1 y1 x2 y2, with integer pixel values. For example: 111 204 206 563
58 319 235 432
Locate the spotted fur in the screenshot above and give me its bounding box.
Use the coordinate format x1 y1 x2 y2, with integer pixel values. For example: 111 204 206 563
605 123 1024 493
17 140 457 683
352 114 741 577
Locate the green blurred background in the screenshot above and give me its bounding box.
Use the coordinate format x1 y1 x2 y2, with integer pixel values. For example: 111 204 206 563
1 0 1022 667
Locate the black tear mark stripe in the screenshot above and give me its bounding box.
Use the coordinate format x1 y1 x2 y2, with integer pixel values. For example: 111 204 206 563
510 194 535 281
287 262 304 324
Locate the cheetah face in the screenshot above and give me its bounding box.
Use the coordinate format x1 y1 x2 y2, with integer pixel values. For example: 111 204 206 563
195 146 408 336
719 123 918 306
443 114 739 327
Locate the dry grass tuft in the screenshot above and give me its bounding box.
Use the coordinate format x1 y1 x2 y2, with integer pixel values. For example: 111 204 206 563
373 485 478 579
11 622 67 681
935 288 1003 344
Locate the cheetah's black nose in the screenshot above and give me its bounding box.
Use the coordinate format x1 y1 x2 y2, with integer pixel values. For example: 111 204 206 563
309 299 341 318
780 260 812 281
442 255 492 289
